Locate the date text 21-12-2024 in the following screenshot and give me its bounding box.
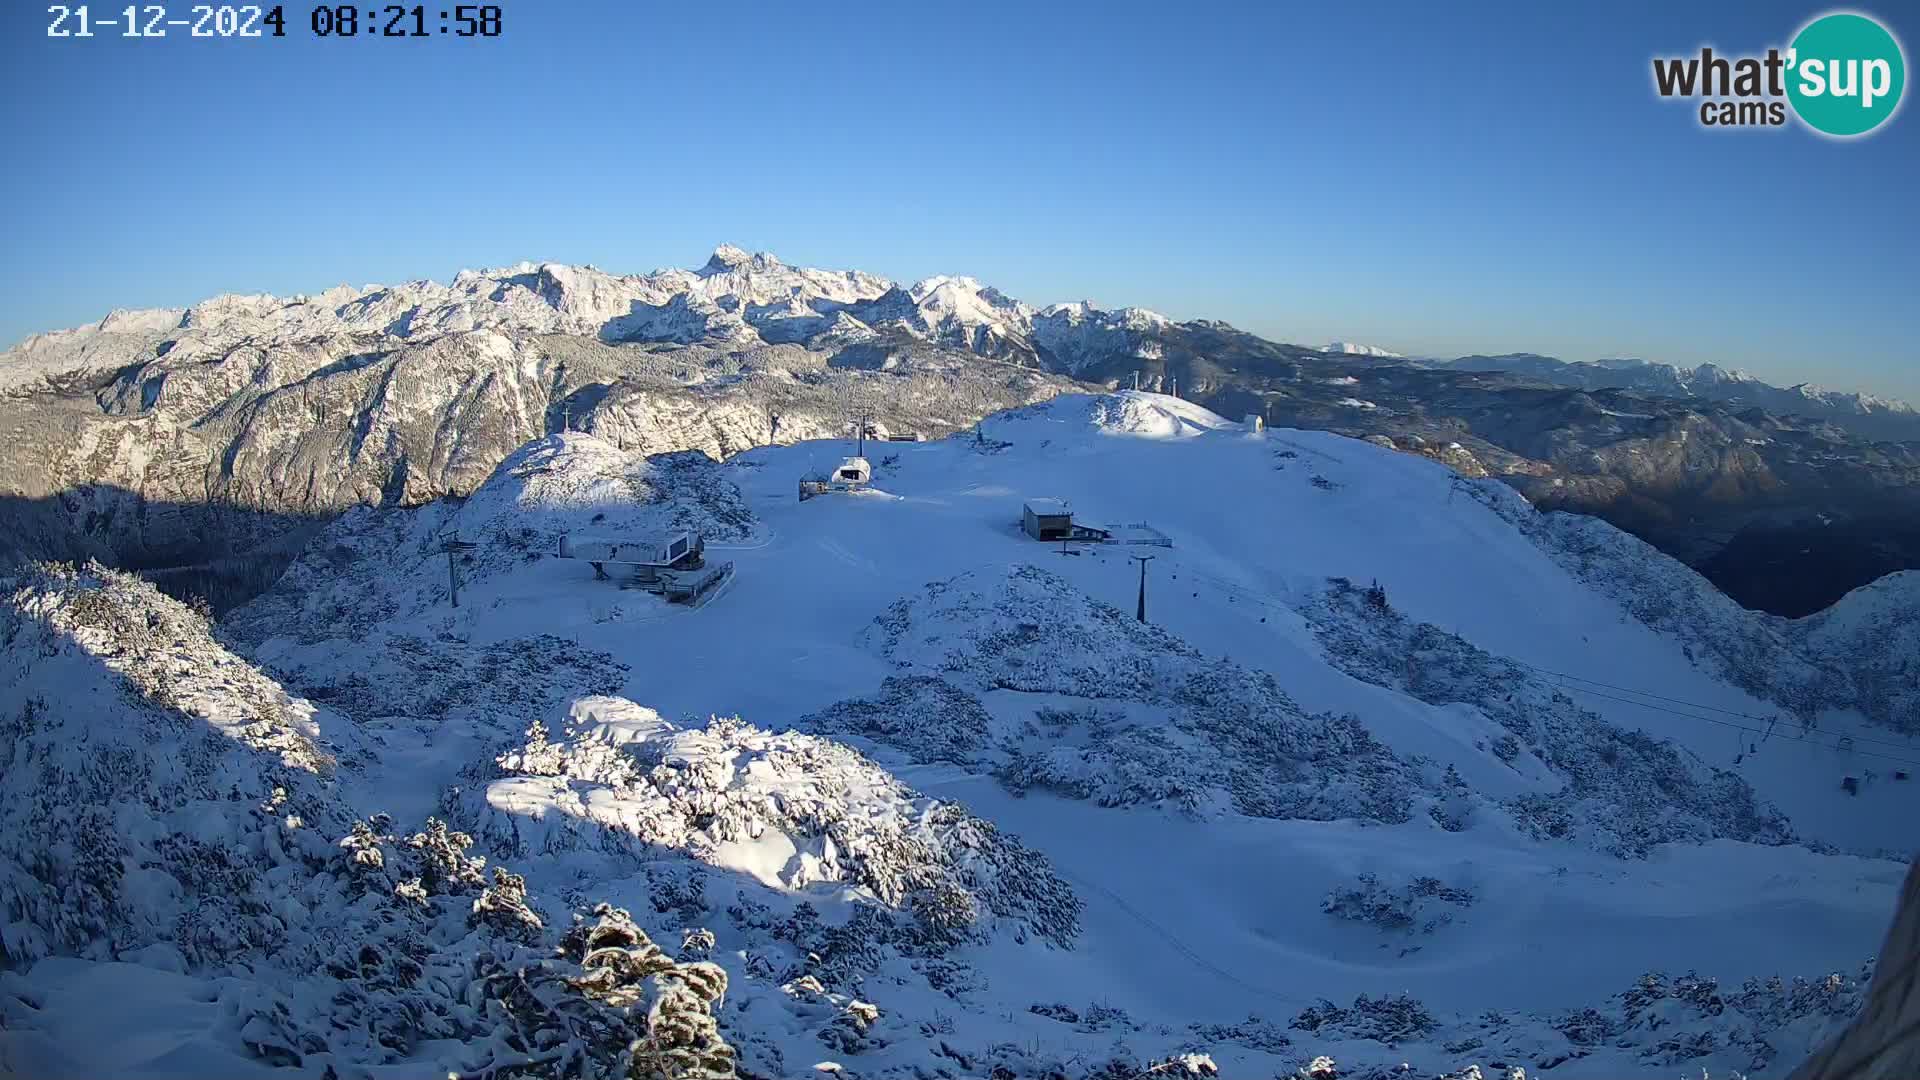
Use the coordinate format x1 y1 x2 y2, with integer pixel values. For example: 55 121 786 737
46 5 504 39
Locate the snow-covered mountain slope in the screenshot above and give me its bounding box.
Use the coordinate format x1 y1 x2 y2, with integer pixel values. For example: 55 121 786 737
1033 302 1173 376
228 393 1920 861
1498 503 1920 743
8 392 1908 1077
0 564 353 969
840 276 1038 363
0 334 1073 585
1797 572 1920 733
0 568 1082 1079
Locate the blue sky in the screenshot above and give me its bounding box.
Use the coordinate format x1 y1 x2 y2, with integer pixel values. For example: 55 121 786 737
3 1 1916 397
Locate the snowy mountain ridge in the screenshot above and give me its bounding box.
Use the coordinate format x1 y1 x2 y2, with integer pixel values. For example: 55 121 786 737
0 247 1175 389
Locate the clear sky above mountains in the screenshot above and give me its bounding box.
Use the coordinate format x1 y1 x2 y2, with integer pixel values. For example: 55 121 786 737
3 0 1915 398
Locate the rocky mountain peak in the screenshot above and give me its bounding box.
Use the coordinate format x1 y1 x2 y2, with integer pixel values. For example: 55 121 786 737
700 243 769 274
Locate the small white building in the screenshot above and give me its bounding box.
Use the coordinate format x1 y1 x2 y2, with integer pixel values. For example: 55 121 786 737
1243 414 1265 433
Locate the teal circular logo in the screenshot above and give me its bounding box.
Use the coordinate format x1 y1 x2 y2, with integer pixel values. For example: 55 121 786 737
1787 12 1906 136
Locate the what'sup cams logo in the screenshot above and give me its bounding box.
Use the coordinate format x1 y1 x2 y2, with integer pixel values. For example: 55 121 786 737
1653 10 1906 137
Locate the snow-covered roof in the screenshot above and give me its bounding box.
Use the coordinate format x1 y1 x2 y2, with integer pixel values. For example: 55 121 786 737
1024 498 1071 516
560 531 699 564
567 530 692 548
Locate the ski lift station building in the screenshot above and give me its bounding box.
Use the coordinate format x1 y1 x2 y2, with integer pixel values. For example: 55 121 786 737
1023 499 1075 540
1022 499 1173 548
556 531 733 606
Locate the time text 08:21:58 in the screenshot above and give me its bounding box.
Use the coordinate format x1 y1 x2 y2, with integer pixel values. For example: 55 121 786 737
45 5 504 39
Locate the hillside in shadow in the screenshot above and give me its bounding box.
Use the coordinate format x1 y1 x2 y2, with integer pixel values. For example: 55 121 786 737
1700 511 1920 617
0 486 333 614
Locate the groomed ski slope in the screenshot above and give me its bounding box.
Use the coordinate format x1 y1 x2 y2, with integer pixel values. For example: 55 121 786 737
225 391 1918 1075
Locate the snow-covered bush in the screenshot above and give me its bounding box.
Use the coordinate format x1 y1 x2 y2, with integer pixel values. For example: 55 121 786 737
1290 993 1439 1048
1306 578 1795 857
957 1045 1219 1079
0 566 745 1078
1597 965 1870 1072
727 897 892 988
264 629 628 748
1322 873 1476 934
862 565 1425 823
995 705 1218 814
798 674 992 764
0 563 349 965
1258 959 1870 1080
269 813 739 1077
1187 1014 1294 1052
482 903 737 1079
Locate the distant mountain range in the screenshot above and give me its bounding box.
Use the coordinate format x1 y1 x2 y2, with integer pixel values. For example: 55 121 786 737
1422 353 1920 443
3 245 1918 617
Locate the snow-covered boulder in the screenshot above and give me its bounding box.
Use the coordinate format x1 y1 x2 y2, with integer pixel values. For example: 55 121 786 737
459 695 1082 952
